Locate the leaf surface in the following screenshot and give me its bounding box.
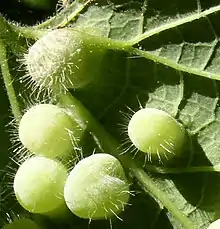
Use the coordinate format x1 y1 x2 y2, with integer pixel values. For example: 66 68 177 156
65 1 220 228
5 0 220 228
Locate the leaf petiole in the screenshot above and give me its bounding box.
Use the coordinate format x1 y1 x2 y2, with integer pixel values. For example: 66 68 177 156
145 164 220 174
58 92 195 229
0 39 22 123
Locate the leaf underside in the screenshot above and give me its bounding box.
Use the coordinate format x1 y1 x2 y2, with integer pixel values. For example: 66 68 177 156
63 1 220 228
5 0 220 228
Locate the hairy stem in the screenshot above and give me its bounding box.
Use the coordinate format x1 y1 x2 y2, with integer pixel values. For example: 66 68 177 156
130 47 220 81
34 0 93 29
58 92 195 229
0 16 27 56
0 39 22 123
129 5 220 46
145 164 220 174
11 25 48 40
129 163 195 229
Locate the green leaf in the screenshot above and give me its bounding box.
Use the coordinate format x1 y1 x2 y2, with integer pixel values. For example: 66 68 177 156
198 107 220 165
62 1 220 227
67 0 220 81
178 75 218 134
35 0 93 29
4 0 220 229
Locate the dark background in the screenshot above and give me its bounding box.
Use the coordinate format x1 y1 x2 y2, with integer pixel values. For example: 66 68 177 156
0 0 58 169
0 0 57 25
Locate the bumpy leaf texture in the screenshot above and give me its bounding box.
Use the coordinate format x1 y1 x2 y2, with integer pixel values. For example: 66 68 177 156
6 0 220 228
58 1 220 228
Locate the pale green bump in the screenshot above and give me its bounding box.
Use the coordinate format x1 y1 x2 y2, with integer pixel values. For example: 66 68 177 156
3 219 41 229
207 219 220 229
128 108 185 160
19 103 79 158
13 156 68 214
64 153 130 219
25 28 106 90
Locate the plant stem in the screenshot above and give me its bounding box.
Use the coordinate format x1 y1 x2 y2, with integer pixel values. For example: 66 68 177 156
11 25 48 40
0 39 22 123
129 5 220 46
0 16 27 56
145 164 220 174
129 47 220 81
58 92 195 229
129 162 195 229
34 0 93 29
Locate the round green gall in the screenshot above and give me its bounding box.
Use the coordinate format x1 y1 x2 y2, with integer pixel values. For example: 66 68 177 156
127 108 185 162
13 156 68 214
64 153 130 220
18 103 80 158
207 219 220 229
3 219 41 229
24 28 107 91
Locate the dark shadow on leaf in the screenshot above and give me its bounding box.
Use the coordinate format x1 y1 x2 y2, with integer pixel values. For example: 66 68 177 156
138 17 216 55
145 0 197 17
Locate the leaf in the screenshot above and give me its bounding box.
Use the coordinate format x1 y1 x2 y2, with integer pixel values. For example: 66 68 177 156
5 0 220 228
66 0 220 82
60 1 220 228
198 107 220 165
34 0 93 29
178 75 218 134
131 4 220 81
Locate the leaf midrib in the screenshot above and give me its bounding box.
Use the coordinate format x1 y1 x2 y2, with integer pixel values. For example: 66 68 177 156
130 47 220 80
129 5 220 46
